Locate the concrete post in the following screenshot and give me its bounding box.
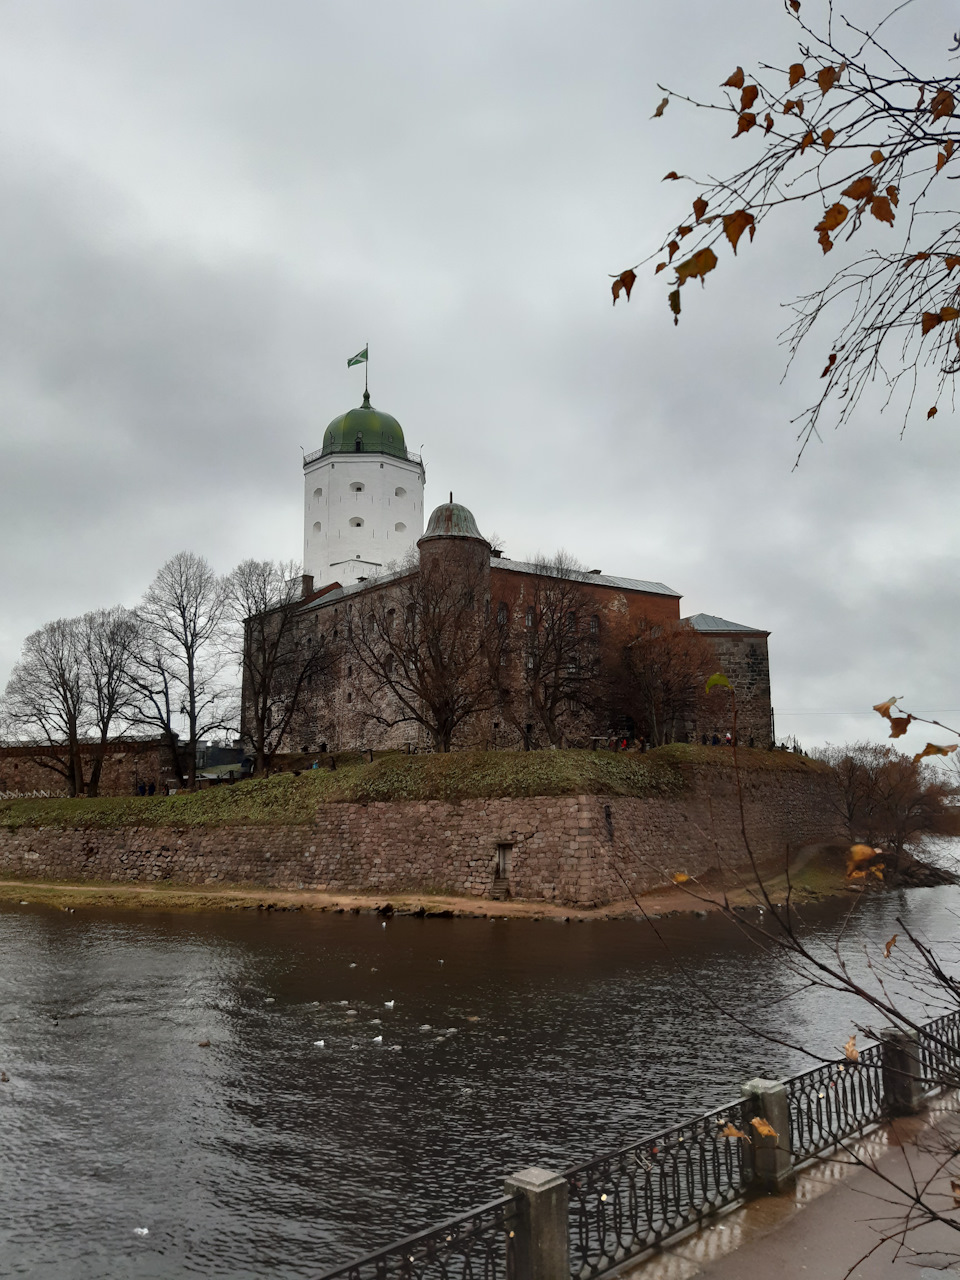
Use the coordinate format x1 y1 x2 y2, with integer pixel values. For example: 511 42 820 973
881 1027 925 1115
741 1077 794 1192
503 1167 569 1280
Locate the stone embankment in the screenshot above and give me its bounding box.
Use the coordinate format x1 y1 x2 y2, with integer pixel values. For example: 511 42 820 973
0 763 843 907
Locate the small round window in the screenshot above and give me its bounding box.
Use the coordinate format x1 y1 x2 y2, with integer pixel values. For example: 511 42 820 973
395 487 406 497
313 487 323 499
349 517 364 528
313 521 322 533
395 522 406 532
350 482 365 493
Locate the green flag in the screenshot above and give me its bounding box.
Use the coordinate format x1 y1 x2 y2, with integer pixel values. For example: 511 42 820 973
347 346 368 367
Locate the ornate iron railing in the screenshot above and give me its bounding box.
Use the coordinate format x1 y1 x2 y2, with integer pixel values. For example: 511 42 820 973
918 1013 960 1088
784 1043 884 1162
316 1196 519 1280
564 1101 751 1280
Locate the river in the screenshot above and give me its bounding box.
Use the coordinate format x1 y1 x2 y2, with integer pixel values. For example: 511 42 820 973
1 882 958 1279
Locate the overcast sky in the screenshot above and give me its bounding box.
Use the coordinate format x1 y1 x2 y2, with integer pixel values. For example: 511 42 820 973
0 0 957 753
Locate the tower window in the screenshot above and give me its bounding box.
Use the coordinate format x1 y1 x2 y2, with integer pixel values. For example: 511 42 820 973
350 482 365 492
313 521 322 533
497 602 508 626
525 607 535 628
349 517 364 528
346 692 353 703
313 487 323 499
395 487 406 497
395 522 406 532
590 614 600 635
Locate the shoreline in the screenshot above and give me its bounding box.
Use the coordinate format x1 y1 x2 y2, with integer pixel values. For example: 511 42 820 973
0 873 857 920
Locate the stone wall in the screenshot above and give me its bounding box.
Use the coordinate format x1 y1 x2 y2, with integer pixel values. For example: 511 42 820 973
0 764 843 906
0 740 177 799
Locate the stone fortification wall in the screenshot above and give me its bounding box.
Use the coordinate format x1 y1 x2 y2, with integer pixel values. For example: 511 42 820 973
0 765 843 906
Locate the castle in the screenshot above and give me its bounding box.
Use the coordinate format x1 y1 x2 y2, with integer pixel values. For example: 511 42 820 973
254 389 773 754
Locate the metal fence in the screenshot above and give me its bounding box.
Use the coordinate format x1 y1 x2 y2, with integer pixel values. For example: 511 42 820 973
316 1196 519 1280
565 1100 750 1280
319 1008 960 1280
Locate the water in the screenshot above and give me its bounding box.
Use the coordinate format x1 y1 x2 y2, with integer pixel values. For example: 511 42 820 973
1 886 958 1279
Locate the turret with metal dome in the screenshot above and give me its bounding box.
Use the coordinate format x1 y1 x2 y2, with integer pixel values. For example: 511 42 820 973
302 387 425 590
420 495 488 543
418 494 491 586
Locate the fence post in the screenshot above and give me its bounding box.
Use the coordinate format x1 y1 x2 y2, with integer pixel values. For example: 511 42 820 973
503 1167 569 1280
881 1027 924 1115
741 1078 794 1192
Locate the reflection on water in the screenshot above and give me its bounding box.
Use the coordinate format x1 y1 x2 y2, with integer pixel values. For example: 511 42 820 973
0 885 957 1279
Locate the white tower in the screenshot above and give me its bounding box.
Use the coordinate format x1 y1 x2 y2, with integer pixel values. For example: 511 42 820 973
302 389 425 588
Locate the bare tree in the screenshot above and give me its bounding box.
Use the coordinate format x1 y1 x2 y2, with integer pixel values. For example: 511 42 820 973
614 0 960 454
614 618 716 746
130 552 231 789
82 606 139 795
229 559 339 775
815 740 955 863
505 553 601 748
2 618 87 795
352 555 500 752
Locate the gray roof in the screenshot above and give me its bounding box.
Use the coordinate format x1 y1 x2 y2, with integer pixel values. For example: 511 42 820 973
493 558 681 598
684 612 766 634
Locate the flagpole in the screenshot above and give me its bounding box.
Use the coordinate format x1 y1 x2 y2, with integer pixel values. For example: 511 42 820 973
365 341 369 396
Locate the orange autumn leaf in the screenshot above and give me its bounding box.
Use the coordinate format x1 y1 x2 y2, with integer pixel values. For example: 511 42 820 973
873 697 900 719
938 151 949 172
931 89 955 120
655 262 667 274
945 255 960 272
914 742 959 762
818 65 839 94
821 352 837 377
800 130 815 152
676 246 718 285
668 240 680 262
741 84 759 111
822 128 835 148
721 1122 750 1140
668 288 681 323
789 0 800 11
815 204 848 233
750 1117 778 1139
888 714 913 737
734 112 757 136
872 865 884 881
783 99 800 115
909 253 931 262
789 62 805 88
663 171 680 181
921 312 944 335
870 196 895 225
818 228 833 254
611 270 637 305
844 1035 859 1062
928 406 938 418
941 305 960 321
723 209 756 253
672 872 691 884
677 224 693 238
843 175 875 201
764 113 774 133
871 149 885 164
884 934 897 959
723 67 745 90
887 185 899 207
652 97 669 119
693 196 708 221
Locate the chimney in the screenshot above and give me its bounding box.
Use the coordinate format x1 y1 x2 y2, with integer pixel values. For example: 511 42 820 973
301 574 315 598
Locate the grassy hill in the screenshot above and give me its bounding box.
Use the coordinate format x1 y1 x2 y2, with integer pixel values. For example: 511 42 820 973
0 744 823 831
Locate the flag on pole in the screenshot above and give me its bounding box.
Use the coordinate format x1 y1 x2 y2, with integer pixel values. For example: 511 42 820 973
347 346 368 367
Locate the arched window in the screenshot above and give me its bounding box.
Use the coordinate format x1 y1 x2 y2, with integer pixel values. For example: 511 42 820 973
566 611 576 632
386 608 396 630
497 602 508 626
313 521 322 533
525 607 535 628
346 692 353 703
384 653 395 676
350 482 365 492
405 602 415 625
395 522 406 532
395 486 406 497
349 517 364 528
313 487 323 499
590 614 600 636
354 435 364 453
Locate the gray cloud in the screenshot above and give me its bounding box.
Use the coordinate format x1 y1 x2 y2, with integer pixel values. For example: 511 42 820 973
0 0 957 757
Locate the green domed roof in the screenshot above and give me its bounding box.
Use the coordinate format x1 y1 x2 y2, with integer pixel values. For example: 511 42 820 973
320 390 407 459
421 499 487 542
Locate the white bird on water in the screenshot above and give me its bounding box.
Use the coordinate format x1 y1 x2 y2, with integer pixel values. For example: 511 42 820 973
384 1000 395 1009
373 1035 383 1044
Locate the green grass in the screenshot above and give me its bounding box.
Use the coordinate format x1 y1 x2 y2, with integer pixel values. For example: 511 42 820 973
0 749 686 830
0 743 824 831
